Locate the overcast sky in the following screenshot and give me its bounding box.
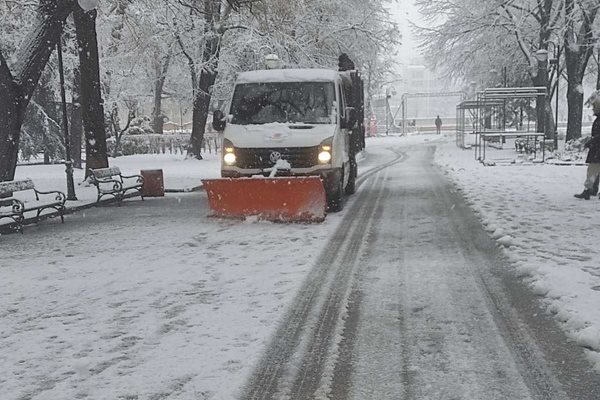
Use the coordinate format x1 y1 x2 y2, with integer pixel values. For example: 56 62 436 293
388 0 424 60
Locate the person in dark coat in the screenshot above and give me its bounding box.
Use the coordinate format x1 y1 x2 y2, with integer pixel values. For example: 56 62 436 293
435 115 442 134
575 97 600 200
338 53 355 71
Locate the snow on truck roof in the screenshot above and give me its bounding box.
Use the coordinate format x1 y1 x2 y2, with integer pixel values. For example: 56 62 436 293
236 69 340 84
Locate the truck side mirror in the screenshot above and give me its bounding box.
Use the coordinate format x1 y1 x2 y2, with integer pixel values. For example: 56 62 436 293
212 109 226 132
345 107 357 129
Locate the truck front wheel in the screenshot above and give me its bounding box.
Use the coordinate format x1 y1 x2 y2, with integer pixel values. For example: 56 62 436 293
327 172 344 212
345 157 357 195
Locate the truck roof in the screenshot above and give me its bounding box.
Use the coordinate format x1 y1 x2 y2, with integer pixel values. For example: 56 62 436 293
236 69 340 84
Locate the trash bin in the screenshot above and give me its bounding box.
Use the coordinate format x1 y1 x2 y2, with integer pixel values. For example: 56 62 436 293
141 169 164 197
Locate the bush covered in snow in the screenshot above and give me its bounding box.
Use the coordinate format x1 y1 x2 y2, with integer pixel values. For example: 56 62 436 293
547 138 589 162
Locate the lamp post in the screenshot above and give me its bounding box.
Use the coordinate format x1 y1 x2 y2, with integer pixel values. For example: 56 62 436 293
535 49 549 139
57 39 77 201
489 68 499 87
385 87 391 135
548 42 560 150
469 81 477 99
383 80 401 135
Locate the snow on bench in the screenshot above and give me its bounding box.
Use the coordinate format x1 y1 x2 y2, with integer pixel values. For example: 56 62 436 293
0 178 66 233
88 166 144 203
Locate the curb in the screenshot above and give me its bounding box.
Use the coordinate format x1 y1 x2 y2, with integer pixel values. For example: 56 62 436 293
164 185 203 193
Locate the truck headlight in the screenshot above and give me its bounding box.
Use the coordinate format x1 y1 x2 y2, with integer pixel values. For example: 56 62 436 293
223 138 236 165
318 137 333 164
318 151 332 163
224 152 237 165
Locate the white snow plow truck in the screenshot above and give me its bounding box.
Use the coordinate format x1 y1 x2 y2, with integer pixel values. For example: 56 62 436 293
202 58 365 222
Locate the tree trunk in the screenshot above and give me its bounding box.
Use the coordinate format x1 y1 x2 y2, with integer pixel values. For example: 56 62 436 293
544 98 555 140
0 0 75 182
35 69 61 162
1 55 24 176
74 7 108 176
564 50 587 141
188 0 222 159
71 67 83 169
151 53 171 135
566 79 584 141
189 68 219 159
531 72 555 138
563 0 597 142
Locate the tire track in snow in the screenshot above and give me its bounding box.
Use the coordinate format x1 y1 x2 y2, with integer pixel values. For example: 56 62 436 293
241 149 405 400
287 169 388 399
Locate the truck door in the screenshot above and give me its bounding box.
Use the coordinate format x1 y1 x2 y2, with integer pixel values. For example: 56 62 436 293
337 83 350 171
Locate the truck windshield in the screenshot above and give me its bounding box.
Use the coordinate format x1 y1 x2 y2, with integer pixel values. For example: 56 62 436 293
229 82 335 125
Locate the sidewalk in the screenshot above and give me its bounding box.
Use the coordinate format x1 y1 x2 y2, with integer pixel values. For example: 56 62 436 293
1 153 221 234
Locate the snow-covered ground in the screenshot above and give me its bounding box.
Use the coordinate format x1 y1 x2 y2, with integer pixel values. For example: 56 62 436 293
11 152 222 207
434 133 600 371
2 134 600 399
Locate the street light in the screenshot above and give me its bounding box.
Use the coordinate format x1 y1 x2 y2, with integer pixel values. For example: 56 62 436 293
469 81 477 99
547 42 561 150
78 0 99 11
489 68 499 87
385 88 391 135
535 49 549 138
56 39 77 201
385 87 397 135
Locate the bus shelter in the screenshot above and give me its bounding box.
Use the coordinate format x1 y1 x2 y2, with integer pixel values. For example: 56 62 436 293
456 99 503 149
457 87 547 163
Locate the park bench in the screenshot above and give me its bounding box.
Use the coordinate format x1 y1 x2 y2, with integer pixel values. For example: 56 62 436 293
0 179 66 233
88 166 144 203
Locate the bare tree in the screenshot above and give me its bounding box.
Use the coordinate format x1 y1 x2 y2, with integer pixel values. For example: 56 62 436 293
0 0 76 182
563 0 600 140
174 0 243 159
110 99 136 157
416 0 561 136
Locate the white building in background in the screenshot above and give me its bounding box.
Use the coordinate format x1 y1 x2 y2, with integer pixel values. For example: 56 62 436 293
387 57 461 130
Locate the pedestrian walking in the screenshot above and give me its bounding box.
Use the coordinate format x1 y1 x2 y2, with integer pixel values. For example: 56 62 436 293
435 115 442 135
574 97 600 200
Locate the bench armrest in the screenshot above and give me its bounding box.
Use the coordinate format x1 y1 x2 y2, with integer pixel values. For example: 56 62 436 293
121 174 144 184
34 189 66 204
0 197 15 207
0 198 24 214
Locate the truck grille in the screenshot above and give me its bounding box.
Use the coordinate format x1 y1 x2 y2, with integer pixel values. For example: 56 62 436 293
235 146 320 169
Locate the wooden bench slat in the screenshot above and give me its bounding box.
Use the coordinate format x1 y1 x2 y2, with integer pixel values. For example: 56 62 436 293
0 179 35 194
90 167 122 179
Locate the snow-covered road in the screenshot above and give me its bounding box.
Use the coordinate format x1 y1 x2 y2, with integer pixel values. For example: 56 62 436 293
242 144 600 399
2 135 600 399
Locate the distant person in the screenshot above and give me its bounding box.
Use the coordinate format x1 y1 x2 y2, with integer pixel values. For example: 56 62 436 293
435 115 442 134
574 97 600 200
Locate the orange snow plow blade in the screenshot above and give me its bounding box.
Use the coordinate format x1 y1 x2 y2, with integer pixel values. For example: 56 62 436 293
202 177 327 223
